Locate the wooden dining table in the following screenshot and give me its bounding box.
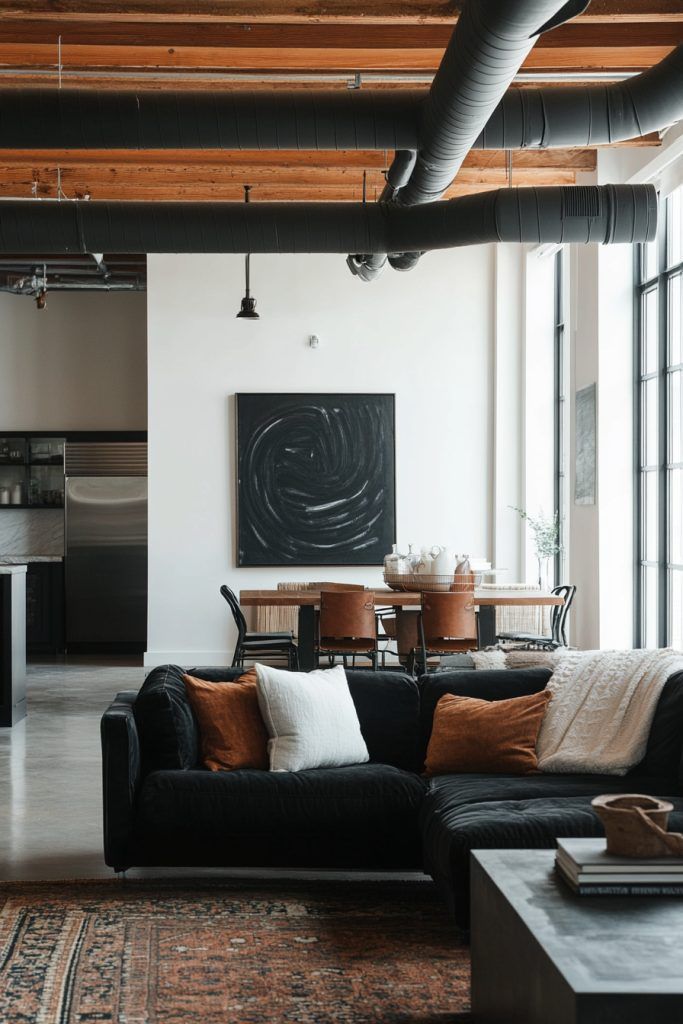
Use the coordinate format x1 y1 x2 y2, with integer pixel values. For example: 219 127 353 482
240 587 565 671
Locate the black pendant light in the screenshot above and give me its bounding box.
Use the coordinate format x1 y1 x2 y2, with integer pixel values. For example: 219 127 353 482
236 184 259 320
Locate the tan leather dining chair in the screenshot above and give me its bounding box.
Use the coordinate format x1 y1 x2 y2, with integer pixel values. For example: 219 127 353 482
410 591 479 674
317 589 378 670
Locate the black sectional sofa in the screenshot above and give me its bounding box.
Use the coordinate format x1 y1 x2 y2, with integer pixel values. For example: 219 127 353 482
101 663 683 927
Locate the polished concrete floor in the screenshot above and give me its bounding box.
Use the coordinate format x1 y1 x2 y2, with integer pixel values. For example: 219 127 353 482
1 658 423 884
0 657 144 880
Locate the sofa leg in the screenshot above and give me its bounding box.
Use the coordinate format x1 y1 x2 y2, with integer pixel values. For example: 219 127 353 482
114 867 130 877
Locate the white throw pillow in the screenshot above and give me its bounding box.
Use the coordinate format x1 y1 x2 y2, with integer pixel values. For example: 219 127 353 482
255 664 369 772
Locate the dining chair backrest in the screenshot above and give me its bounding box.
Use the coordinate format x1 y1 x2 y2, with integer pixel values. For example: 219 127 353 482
421 591 477 644
550 584 576 645
220 584 248 643
319 590 377 642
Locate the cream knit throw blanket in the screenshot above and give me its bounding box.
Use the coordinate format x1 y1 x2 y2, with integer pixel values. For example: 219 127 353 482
537 648 683 776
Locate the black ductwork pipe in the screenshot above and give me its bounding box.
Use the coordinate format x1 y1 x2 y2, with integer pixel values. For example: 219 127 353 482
476 44 683 149
351 0 590 281
0 88 423 151
0 185 656 255
1 43 681 157
396 0 590 208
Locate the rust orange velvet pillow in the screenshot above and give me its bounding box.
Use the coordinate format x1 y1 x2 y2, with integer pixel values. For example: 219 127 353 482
424 689 552 776
182 669 269 772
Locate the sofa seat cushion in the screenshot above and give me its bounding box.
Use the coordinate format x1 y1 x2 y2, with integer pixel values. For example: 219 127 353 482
420 778 683 927
136 762 427 838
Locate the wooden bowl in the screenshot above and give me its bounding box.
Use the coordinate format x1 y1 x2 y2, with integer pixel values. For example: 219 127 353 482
592 793 680 857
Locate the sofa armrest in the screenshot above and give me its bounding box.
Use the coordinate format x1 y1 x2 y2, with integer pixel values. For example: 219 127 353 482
101 690 141 871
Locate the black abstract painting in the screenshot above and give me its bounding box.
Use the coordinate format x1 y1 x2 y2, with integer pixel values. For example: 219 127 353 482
236 393 396 566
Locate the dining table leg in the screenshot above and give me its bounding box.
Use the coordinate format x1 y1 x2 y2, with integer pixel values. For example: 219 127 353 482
297 605 317 671
477 606 497 649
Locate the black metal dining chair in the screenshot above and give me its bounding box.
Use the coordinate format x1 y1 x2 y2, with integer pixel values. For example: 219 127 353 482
496 584 576 650
220 584 299 669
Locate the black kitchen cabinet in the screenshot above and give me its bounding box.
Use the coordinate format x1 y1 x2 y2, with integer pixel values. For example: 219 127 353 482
26 563 64 654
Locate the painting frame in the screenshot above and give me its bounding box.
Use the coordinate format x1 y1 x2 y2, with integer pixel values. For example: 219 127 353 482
235 392 397 567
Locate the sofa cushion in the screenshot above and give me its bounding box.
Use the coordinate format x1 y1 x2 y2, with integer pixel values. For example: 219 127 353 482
135 664 246 772
136 762 427 838
183 669 269 772
419 777 683 927
256 664 369 772
135 665 421 774
424 690 551 776
418 668 552 763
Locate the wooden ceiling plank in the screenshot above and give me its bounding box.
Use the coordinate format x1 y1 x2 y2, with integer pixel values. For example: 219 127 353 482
0 20 679 47
0 148 596 170
0 42 672 73
0 2 679 24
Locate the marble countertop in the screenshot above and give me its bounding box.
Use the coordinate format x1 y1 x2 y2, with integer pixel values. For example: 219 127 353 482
0 564 27 574
0 555 64 564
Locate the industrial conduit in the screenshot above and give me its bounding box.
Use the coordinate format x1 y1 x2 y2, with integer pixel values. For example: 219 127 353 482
2 46 681 156
0 185 657 255
349 0 591 282
475 45 683 149
0 89 424 151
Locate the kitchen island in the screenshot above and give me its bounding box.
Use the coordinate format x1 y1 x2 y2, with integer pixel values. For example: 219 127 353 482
0 564 27 727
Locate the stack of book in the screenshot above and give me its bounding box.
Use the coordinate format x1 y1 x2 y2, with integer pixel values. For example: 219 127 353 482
556 837 683 896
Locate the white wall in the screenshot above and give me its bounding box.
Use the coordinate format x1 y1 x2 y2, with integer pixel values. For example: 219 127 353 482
146 249 496 665
0 290 147 431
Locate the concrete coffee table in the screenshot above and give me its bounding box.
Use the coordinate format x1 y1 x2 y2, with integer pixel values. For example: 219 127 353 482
471 849 683 1024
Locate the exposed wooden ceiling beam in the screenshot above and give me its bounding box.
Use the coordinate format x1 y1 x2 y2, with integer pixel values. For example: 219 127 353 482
0 148 599 170
0 146 596 201
0 42 673 75
0 2 680 24
0 21 679 47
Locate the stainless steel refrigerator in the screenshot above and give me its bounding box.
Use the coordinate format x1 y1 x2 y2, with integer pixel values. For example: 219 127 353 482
65 443 147 649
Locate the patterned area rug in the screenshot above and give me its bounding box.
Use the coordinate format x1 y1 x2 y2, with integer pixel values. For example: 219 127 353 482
0 879 471 1023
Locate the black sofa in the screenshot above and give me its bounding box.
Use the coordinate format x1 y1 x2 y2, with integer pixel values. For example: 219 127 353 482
101 663 683 927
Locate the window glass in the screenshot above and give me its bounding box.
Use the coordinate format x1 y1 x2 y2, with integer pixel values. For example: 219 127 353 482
645 566 659 648
670 370 682 467
643 238 659 282
668 188 682 269
645 472 659 563
670 274 682 366
644 378 659 467
637 185 683 648
643 288 658 375
671 571 683 651
670 468 683 566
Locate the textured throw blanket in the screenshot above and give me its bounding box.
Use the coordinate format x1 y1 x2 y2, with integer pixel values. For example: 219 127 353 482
536 648 683 775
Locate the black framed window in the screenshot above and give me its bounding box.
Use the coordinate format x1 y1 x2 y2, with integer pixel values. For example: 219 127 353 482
553 248 566 585
636 187 683 649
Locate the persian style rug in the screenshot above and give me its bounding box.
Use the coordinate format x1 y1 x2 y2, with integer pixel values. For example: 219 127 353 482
0 879 470 1023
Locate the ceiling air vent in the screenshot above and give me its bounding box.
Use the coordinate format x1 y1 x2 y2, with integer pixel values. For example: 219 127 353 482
562 186 602 219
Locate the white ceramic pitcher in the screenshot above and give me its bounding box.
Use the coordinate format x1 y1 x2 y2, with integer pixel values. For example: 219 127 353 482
431 545 458 576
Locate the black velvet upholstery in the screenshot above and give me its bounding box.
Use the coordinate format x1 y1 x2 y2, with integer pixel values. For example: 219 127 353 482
345 671 421 770
137 762 426 843
101 663 683 917
135 666 420 774
100 691 141 870
134 663 205 772
642 669 683 782
421 786 683 926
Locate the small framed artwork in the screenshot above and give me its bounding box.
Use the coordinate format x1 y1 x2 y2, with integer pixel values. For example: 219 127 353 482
236 392 396 566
